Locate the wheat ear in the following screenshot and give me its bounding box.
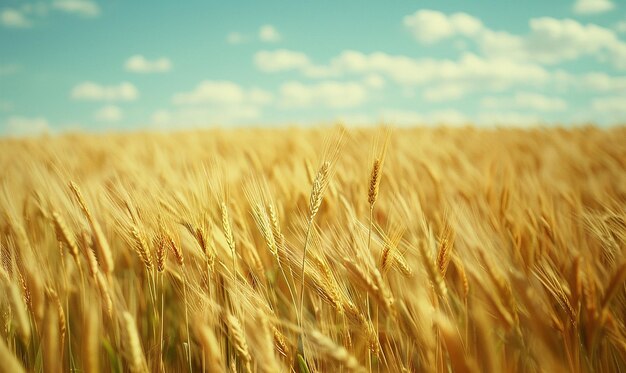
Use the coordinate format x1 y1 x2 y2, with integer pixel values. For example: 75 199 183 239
300 161 330 324
69 182 114 274
226 313 252 373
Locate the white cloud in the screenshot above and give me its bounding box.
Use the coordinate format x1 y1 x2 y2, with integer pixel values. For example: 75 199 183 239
254 49 341 78
233 27 283 44
259 49 552 89
592 96 626 112
247 89 274 105
581 73 626 91
254 50 310 72
403 10 483 43
172 80 273 106
573 0 614 15
255 47 626 105
430 109 469 125
402 10 626 70
5 116 49 136
52 0 100 17
588 96 626 124
377 109 545 127
279 81 368 109
489 18 626 69
227 32 247 44
481 92 567 111
19 3 49 17
454 40 469 51
1 9 32 28
152 106 262 127
259 24 281 42
94 105 123 122
379 109 468 126
292 109 467 126
125 55 172 73
476 112 543 126
151 110 172 125
1 2 98 28
422 83 467 102
553 71 626 92
161 80 273 126
71 82 139 101
520 18 626 68
377 109 423 125
363 74 385 88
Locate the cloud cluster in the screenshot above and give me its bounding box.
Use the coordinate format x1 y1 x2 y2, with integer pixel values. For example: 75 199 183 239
481 93 568 112
357 109 547 127
476 112 543 126
94 105 123 122
255 49 552 96
152 106 262 127
279 81 368 109
71 82 139 101
403 10 626 69
4 5 626 131
153 81 274 126
403 10 483 44
592 96 626 112
422 84 466 102
1 0 100 28
52 0 100 17
172 80 272 106
227 24 282 44
259 25 281 42
255 50 310 72
125 55 172 73
378 109 469 126
253 10 626 114
250 8 626 125
573 0 614 15
0 9 32 28
5 116 49 136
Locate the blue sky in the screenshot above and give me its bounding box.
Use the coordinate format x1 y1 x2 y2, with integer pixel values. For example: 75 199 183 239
1 0 625 135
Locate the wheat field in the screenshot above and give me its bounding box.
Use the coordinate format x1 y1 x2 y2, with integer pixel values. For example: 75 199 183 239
0 126 625 372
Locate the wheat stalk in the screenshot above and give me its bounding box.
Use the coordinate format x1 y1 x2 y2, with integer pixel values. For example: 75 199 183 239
69 182 114 274
122 311 149 373
0 336 25 373
197 325 224 373
51 211 81 270
308 329 366 372
226 313 252 373
0 270 31 344
300 161 331 324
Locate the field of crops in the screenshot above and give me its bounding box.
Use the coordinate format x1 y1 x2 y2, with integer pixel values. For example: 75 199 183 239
0 126 625 372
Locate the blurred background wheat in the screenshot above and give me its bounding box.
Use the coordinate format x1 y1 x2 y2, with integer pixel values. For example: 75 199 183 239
0 126 625 372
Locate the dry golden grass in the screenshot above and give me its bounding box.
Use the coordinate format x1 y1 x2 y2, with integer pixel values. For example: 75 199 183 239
0 125 625 372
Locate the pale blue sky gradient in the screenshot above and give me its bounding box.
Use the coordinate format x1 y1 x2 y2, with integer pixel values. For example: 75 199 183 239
1 0 625 135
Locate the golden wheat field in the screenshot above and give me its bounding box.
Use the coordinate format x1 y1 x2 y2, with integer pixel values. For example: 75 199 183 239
0 126 625 373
